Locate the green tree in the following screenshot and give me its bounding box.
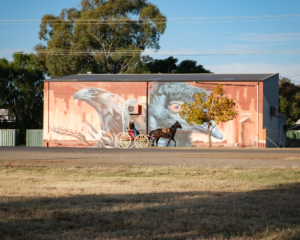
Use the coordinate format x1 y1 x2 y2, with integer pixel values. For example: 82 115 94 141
176 60 211 73
145 56 211 73
179 85 238 147
36 0 166 77
278 77 300 126
279 77 291 85
0 53 44 142
124 55 152 73
146 56 178 73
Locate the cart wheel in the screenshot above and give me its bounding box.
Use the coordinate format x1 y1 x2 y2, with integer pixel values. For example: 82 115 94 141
115 132 131 149
128 138 135 148
135 134 149 148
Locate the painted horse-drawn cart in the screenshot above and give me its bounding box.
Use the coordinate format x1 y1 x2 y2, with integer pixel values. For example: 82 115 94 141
115 131 151 149
115 121 182 149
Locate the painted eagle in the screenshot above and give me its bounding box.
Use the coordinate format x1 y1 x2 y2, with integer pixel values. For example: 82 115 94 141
149 82 223 146
74 87 125 138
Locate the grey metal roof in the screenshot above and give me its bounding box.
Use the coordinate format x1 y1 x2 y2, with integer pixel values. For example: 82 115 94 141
288 125 300 131
45 73 278 82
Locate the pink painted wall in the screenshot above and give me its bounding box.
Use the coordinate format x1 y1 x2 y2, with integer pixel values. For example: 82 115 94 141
43 81 265 148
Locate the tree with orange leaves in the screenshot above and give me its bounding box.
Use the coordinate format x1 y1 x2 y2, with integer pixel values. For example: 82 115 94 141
179 84 238 147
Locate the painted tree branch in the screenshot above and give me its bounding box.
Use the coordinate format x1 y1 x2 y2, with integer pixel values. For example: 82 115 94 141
50 126 90 145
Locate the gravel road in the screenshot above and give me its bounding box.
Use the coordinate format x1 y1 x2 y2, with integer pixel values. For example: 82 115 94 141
1 147 300 168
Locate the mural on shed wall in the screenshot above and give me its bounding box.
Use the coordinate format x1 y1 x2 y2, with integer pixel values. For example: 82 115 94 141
148 82 222 147
44 82 147 148
148 82 258 147
44 81 259 148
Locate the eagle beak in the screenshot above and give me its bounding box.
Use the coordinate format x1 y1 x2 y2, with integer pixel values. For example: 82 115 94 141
74 92 79 100
74 90 83 100
74 88 110 100
210 126 223 139
73 89 91 101
191 122 223 140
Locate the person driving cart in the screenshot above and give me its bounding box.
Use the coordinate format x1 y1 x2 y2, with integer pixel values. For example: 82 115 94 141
128 120 140 137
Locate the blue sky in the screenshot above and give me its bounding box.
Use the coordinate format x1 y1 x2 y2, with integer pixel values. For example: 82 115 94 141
1 0 300 83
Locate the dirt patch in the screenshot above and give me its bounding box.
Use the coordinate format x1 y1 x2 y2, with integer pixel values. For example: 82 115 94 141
284 156 300 161
1 147 300 168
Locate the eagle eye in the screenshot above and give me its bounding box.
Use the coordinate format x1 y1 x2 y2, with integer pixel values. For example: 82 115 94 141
170 103 182 113
89 89 99 95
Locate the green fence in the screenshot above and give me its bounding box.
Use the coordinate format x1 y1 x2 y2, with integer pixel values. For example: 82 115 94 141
26 130 43 147
286 131 300 147
0 129 19 146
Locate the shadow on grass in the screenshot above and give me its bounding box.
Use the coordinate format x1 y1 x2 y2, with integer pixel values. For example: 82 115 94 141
0 183 300 239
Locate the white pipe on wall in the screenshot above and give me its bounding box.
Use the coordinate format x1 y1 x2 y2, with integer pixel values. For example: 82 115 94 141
257 83 259 148
48 82 50 133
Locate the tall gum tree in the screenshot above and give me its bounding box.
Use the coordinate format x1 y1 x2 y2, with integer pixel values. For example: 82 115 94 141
36 0 166 77
0 53 44 123
279 77 300 126
0 53 44 143
179 85 238 147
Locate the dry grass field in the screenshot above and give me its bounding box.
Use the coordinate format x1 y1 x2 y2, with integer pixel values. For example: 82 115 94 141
0 162 300 239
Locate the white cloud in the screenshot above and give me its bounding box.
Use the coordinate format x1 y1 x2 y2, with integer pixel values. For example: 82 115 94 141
236 33 300 42
223 44 258 49
206 63 300 83
224 43 282 49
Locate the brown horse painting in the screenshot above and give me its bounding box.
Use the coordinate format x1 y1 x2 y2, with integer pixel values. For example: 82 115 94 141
149 121 182 147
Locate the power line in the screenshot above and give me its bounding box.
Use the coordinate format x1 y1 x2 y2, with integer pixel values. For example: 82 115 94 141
280 74 300 84
287 73 300 79
2 48 300 56
3 48 300 52
1 14 300 22
0 14 300 25
2 19 300 25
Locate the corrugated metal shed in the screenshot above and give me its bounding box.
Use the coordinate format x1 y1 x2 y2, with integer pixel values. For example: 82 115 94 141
26 130 43 147
45 73 278 82
0 129 19 146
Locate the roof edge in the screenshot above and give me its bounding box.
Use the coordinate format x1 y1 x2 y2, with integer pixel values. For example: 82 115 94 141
44 73 279 82
261 73 279 81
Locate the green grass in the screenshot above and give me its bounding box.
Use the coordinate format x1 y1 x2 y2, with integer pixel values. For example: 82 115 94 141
2 165 299 185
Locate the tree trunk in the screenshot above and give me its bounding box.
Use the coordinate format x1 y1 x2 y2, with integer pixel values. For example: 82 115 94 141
207 129 212 147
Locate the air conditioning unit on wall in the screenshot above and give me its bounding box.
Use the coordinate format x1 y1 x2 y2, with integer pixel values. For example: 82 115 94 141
128 104 141 115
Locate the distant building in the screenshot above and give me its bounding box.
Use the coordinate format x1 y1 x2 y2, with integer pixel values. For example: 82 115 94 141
0 109 9 121
286 122 300 147
43 73 286 148
0 109 15 122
